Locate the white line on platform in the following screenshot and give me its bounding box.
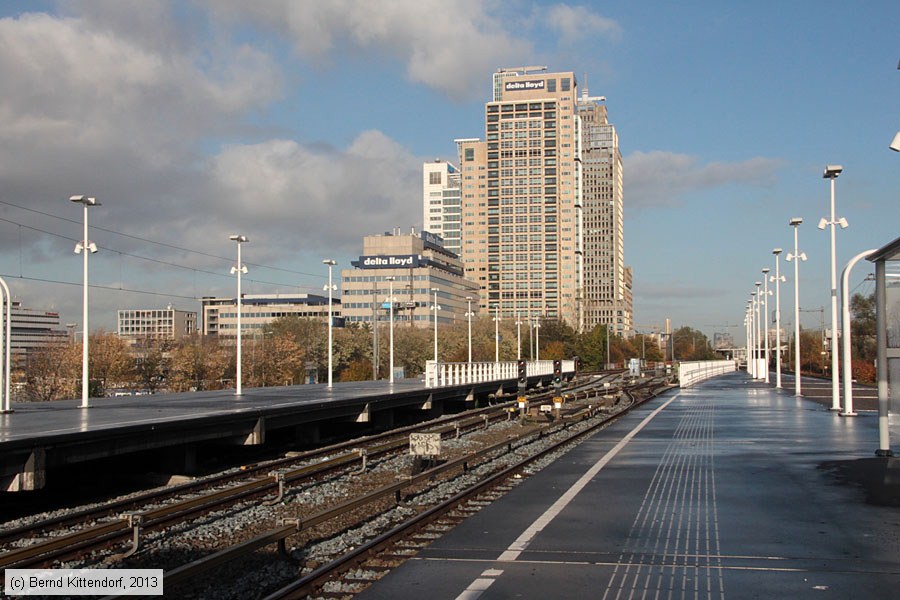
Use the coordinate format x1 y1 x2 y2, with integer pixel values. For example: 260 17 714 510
452 394 680 599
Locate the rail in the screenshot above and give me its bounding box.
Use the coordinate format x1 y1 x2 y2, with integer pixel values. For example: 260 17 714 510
424 359 575 388
677 360 736 388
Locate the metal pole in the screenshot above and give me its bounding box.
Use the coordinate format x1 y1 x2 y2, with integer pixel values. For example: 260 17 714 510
840 250 876 416
235 241 243 396
388 277 395 383
772 250 784 388
81 202 90 407
466 297 473 363
790 220 804 396
0 277 9 413
432 288 439 363
494 305 500 363
755 282 762 379
762 268 771 383
828 174 841 411
324 260 336 388
516 312 521 360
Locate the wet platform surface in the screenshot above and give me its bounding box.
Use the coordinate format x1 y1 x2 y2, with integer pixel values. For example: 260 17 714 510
0 379 427 443
360 371 900 600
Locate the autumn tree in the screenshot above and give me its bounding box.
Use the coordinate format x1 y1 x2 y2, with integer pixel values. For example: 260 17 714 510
168 335 229 391
132 340 169 393
24 342 80 401
88 330 133 396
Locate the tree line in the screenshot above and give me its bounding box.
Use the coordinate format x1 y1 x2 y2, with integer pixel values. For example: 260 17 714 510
17 316 720 402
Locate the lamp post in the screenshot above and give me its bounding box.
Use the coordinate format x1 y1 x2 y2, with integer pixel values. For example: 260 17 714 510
745 301 752 376
771 249 786 388
534 318 541 361
762 268 771 383
70 195 100 408
492 305 501 362
465 296 474 363
755 281 762 379
0 277 11 413
748 294 756 377
431 288 441 363
386 276 395 383
515 312 522 360
820 165 846 411
787 217 807 396
229 234 248 396
323 259 337 388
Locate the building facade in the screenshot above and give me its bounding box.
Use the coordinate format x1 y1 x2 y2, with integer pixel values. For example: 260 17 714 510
422 160 462 258
453 67 632 334
200 294 338 338
340 229 479 327
577 88 632 335
9 301 68 364
117 307 197 342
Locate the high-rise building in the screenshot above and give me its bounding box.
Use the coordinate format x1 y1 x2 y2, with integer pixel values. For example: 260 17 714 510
422 161 462 258
577 86 632 335
453 67 632 333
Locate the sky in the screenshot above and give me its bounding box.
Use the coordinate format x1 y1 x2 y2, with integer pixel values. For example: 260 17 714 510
0 0 897 343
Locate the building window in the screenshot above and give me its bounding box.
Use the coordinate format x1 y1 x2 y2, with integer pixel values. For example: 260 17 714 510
547 78 556 92
429 172 442 185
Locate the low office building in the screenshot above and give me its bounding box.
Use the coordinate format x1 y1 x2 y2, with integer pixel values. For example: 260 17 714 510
340 229 480 327
200 294 339 338
117 307 197 342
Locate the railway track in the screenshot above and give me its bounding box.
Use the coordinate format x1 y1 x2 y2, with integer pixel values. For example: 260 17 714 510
0 372 672 598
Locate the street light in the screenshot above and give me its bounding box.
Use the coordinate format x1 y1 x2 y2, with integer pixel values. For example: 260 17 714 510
771 249 786 388
386 276 395 383
492 305 501 363
323 259 337 388
515 312 522 360
70 195 100 408
465 297 474 363
0 277 11 413
229 234 248 396
820 164 846 411
786 217 807 397
762 268 771 383
534 318 541 361
430 287 441 363
755 281 762 379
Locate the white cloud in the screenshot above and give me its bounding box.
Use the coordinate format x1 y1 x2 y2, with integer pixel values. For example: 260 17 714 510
624 151 786 209
206 0 530 100
545 4 622 41
206 131 421 256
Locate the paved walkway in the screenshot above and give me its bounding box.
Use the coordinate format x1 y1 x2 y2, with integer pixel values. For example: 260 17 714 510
360 371 900 600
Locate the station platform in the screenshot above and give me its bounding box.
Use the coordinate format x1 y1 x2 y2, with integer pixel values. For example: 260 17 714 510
0 375 532 492
360 371 900 600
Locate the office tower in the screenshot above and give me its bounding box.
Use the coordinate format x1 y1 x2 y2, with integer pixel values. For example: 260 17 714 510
577 85 632 335
422 161 462 258
455 67 631 333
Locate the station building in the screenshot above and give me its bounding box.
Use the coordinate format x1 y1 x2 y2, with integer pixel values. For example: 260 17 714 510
340 229 479 327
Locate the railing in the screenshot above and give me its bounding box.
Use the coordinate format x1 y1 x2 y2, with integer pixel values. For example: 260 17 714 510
424 360 575 388
677 360 736 388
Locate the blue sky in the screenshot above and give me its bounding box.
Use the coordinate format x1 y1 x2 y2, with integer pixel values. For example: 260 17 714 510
0 1 897 342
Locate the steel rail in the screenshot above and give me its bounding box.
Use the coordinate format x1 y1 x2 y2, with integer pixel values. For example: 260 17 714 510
159 379 669 594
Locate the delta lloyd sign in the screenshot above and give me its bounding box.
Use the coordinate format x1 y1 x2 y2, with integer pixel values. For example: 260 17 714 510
358 255 422 269
505 80 545 92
